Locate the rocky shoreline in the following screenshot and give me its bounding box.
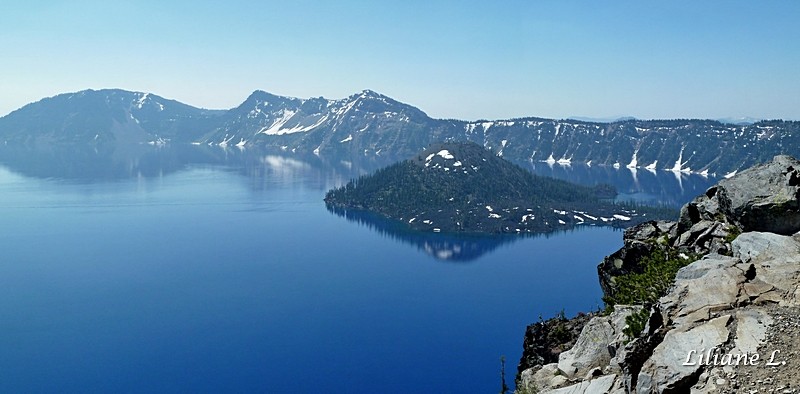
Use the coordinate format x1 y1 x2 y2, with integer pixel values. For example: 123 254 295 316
516 155 800 393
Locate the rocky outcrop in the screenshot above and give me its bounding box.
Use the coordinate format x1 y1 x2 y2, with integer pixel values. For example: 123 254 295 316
597 217 739 301
598 155 800 301
679 155 800 235
516 312 596 385
519 233 800 393
516 307 640 393
517 155 800 393
597 220 677 298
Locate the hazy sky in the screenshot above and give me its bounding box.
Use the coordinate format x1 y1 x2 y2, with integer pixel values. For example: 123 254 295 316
1 1 798 120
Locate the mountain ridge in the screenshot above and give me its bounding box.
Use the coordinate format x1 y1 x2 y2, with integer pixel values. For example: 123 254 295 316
2 88 799 176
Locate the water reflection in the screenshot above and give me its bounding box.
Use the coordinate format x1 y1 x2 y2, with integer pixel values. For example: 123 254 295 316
0 144 398 189
0 144 716 210
527 162 716 208
0 144 712 262
326 205 616 262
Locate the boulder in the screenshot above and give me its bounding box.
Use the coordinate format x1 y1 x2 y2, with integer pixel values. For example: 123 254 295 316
680 155 800 235
518 363 568 393
637 315 731 393
733 231 800 264
542 374 619 394
674 220 736 254
517 313 595 383
557 306 639 379
660 255 742 326
733 232 800 306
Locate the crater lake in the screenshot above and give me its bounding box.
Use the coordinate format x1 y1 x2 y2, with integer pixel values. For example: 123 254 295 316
0 145 715 393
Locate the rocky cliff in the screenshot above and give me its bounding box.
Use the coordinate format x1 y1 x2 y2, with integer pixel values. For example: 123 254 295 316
517 155 800 393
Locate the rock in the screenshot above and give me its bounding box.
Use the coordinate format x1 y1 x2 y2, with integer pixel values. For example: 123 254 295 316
557 307 639 379
599 216 737 301
517 312 595 384
681 155 800 235
542 374 618 394
733 232 800 305
676 220 718 250
675 220 738 255
677 185 731 233
518 363 568 393
611 312 667 391
733 231 800 265
731 307 773 355
637 315 731 393
519 156 800 393
557 318 614 379
660 255 742 325
597 221 675 298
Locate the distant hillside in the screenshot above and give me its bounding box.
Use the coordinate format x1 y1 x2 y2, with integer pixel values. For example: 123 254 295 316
0 89 224 145
2 88 799 175
324 142 670 234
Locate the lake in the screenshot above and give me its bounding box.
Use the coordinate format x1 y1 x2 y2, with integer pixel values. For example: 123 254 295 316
0 145 716 393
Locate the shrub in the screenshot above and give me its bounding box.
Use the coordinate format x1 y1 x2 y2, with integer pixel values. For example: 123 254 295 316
603 248 698 308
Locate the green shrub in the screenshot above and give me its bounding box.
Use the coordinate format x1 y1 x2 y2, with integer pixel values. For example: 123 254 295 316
622 307 650 342
723 226 742 244
604 248 697 307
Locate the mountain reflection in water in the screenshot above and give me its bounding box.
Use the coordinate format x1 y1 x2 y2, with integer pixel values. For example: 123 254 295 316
0 143 715 263
326 205 622 262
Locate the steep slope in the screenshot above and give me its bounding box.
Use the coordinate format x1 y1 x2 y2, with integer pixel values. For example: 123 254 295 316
324 142 665 234
194 89 450 158
2 88 800 175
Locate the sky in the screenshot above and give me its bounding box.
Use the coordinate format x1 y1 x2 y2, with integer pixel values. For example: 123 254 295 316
1 1 798 121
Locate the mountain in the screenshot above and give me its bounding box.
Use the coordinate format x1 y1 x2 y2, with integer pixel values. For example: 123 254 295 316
0 89 224 145
714 116 763 125
2 88 800 175
324 142 669 234
566 116 637 123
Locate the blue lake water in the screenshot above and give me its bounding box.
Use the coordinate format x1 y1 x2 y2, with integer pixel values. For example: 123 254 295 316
0 146 715 393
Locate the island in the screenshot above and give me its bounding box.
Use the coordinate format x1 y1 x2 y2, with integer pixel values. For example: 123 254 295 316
324 142 671 234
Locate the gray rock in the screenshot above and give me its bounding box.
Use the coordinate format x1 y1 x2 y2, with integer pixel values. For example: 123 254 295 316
733 232 800 305
724 155 800 234
681 155 800 235
557 307 638 379
733 231 800 264
637 315 731 393
731 307 773 356
557 318 614 379
661 256 742 325
518 363 568 393
521 156 800 394
543 374 618 394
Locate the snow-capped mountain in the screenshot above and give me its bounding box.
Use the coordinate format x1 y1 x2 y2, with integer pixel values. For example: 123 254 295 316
1 88 799 176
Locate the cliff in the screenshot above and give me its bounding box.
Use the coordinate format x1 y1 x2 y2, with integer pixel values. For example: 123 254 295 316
517 155 800 393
